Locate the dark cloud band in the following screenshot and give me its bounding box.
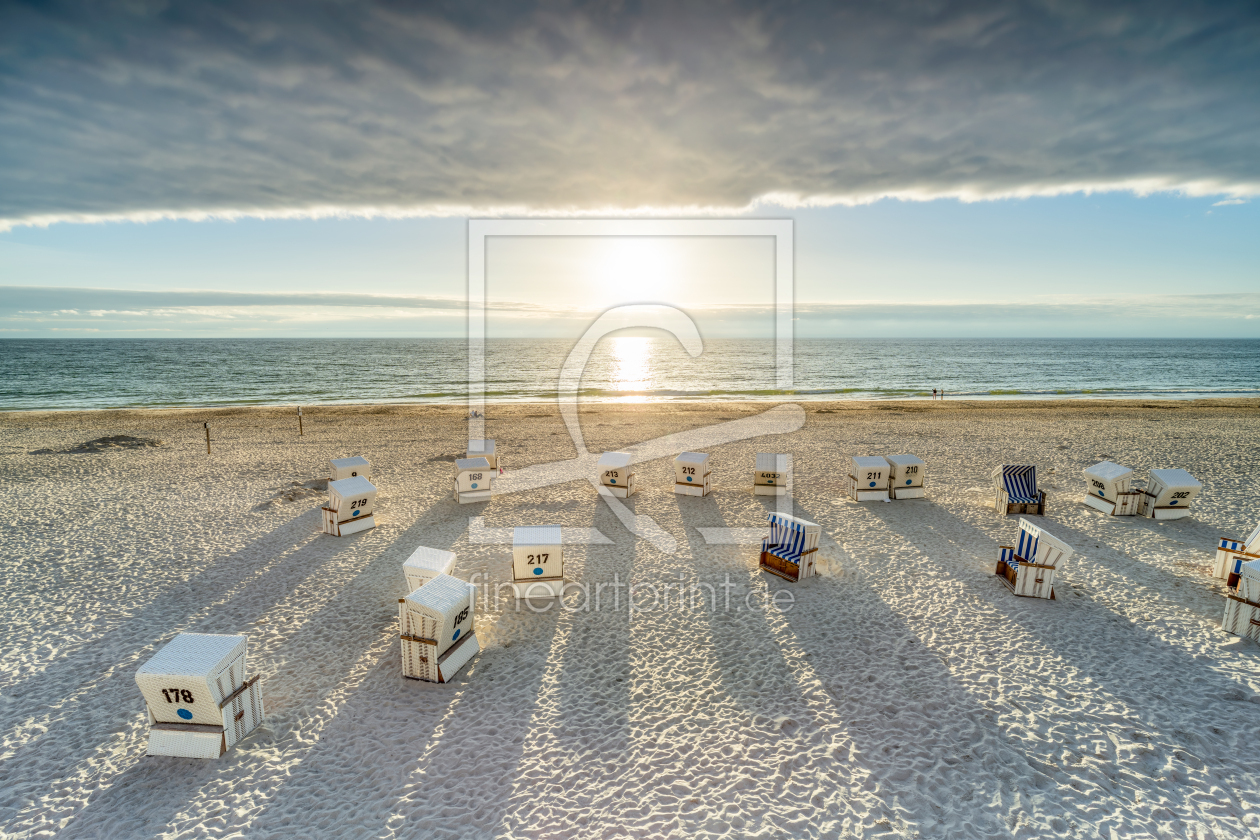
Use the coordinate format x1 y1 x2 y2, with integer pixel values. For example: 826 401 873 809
2 1 1258 229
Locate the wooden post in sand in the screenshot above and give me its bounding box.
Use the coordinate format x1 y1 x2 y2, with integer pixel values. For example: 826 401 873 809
297 406 304 436
204 422 211 454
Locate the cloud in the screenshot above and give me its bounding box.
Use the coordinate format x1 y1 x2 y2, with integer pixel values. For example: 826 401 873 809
1212 198 1247 206
1 1 1258 231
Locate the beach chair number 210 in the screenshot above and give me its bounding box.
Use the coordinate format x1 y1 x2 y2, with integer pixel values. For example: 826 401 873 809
527 553 549 565
161 688 194 703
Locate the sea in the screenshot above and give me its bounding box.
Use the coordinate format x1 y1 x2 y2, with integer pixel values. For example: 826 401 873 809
0 338 1257 411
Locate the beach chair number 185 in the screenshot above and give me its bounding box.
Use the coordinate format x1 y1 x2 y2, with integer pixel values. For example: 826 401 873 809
527 553 549 565
161 688 194 703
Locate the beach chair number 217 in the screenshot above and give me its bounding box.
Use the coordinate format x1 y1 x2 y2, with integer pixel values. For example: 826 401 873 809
161 688 194 703
527 553 549 565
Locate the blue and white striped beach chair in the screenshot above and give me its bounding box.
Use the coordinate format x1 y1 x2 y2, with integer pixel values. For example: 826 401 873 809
1215 520 1260 582
993 465 1046 516
995 518 1072 599
759 512 821 582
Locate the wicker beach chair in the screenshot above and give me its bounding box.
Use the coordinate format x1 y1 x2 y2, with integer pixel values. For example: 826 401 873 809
759 512 821 582
993 465 1045 516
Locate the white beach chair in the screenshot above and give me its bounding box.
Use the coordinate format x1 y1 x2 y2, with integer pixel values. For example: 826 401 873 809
1222 559 1260 642
995 518 1072 599
598 451 637 498
399 574 479 683
452 457 493 504
512 525 564 598
1082 461 1141 516
403 545 456 592
467 439 499 470
135 633 263 759
1214 521 1260 581
753 453 789 496
885 454 926 500
849 456 890 502
321 475 377 536
993 465 1045 516
329 456 371 481
759 512 821 582
674 452 712 497
1139 468 1202 520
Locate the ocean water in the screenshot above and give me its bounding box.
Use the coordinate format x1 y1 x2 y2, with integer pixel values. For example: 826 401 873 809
0 338 1257 410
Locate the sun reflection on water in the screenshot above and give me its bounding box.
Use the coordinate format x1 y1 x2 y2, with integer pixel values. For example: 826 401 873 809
611 337 651 402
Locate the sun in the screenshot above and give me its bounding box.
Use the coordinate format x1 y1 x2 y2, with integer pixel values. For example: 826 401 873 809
592 238 681 305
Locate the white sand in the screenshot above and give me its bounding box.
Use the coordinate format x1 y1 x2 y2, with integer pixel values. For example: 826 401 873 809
1 399 1258 839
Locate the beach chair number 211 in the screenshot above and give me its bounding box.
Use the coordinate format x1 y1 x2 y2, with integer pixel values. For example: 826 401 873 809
161 688 194 703
527 553 549 565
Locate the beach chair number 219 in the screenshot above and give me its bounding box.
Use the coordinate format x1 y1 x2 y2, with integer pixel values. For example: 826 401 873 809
161 688 194 703
350 498 368 510
527 553 549 565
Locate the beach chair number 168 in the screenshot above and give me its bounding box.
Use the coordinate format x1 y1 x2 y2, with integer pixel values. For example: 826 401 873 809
527 553 549 565
161 688 194 703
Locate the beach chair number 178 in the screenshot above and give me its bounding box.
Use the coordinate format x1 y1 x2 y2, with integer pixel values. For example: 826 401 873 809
527 553 549 565
161 689 194 703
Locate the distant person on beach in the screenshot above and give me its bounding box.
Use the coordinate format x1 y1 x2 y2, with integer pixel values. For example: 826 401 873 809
932 388 937 400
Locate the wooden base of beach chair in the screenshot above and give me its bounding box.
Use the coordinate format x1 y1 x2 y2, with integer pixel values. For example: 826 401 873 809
675 481 711 497
454 488 492 504
144 675 263 758
402 632 480 683
603 484 637 499
995 556 1056 600
890 486 925 500
754 485 787 496
1083 493 1140 516
322 508 376 536
1222 592 1260 641
1146 506 1192 520
512 577 565 599
848 475 889 502
995 490 1045 516
759 548 817 582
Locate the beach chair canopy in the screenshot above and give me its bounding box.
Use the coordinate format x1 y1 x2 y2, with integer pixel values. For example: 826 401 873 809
598 452 633 469
330 456 370 479
756 453 789 473
1247 521 1260 548
763 512 820 563
994 465 1039 504
1084 461 1132 484
676 451 710 467
403 546 456 590
467 439 495 457
514 524 562 548
455 457 491 473
1013 518 1073 568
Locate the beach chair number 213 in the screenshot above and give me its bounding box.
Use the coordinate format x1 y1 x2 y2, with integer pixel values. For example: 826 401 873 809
161 688 194 703
527 553 549 565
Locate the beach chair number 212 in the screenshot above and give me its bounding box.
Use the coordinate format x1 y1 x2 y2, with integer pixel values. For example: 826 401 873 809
161 689 194 703
527 553 549 565
682 467 696 476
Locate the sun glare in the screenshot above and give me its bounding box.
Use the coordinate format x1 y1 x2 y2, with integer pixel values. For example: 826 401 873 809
594 239 680 304
610 336 652 401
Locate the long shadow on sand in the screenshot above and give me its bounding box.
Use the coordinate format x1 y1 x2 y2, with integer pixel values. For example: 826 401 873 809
17 499 452 839
828 497 1260 836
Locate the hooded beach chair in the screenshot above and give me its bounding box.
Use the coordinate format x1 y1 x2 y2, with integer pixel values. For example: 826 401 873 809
403 545 457 593
1215 520 1260 583
453 457 493 504
1082 461 1141 516
321 475 378 535
512 525 564 598
1139 469 1202 520
995 518 1072 599
329 456 371 481
467 439 499 470
885 454 926 500
753 453 789 496
759 512 821 582
849 456 890 502
1222 559 1260 642
993 465 1045 516
598 451 637 498
399 574 480 683
674 452 712 497
135 633 264 759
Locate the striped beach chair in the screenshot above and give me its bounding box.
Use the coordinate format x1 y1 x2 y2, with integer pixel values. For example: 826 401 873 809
995 518 1072 599
1222 559 1260 642
759 512 821 582
993 465 1045 516
1215 520 1260 584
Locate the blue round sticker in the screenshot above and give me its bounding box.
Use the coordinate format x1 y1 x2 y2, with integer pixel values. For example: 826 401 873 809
471 482 478 489
452 628 461 641
1170 499 1178 505
905 479 912 485
610 478 617 484
1098 490 1105 496
533 567 543 575
177 708 193 720
869 481 877 488
686 475 693 482
352 509 360 516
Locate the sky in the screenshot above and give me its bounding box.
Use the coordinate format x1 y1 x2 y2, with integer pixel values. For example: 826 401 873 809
1 1 1258 338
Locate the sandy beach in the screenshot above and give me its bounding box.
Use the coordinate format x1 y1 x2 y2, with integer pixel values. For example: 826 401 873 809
1 398 1259 839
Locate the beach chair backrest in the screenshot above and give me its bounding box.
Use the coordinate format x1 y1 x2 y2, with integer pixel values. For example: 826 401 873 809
996 465 1037 500
766 512 821 554
1016 518 1073 568
1245 521 1260 548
